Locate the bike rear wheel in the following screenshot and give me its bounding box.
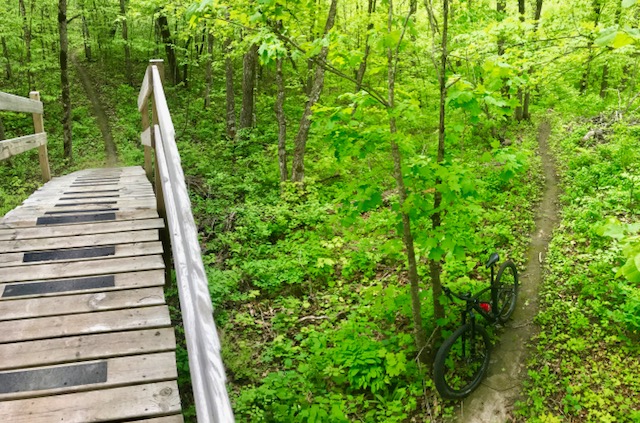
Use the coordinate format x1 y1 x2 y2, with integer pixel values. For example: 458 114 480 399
433 322 491 399
495 260 518 323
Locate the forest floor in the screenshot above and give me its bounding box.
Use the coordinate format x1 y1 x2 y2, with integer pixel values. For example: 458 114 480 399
71 54 118 166
453 121 560 422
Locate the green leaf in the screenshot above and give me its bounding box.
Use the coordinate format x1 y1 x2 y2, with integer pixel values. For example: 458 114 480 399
622 0 637 8
613 31 635 48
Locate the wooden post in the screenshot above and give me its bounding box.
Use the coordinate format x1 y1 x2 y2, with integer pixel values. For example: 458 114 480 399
29 91 50 182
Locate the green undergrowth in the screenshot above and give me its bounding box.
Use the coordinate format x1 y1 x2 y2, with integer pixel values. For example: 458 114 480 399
517 108 640 422
169 94 544 421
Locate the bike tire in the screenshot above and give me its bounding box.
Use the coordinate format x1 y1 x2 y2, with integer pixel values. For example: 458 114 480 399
433 322 491 400
494 260 518 323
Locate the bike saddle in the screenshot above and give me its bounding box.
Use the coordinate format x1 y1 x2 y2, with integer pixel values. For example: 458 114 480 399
485 252 500 268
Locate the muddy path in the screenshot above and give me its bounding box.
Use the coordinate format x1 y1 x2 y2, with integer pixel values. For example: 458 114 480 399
71 55 118 167
452 121 560 422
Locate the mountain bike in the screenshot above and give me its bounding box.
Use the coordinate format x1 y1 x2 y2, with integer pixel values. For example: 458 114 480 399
433 253 518 400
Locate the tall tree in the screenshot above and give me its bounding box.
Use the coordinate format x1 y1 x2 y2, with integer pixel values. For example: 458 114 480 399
385 0 427 363
275 54 287 182
58 0 72 160
224 37 237 140
19 0 32 90
239 43 258 132
580 0 604 94
523 0 543 120
119 0 132 85
291 0 339 183
204 31 214 109
156 13 179 85
429 0 449 353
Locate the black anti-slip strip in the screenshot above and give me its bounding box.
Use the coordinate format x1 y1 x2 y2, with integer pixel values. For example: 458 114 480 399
44 208 118 215
64 189 119 194
71 183 119 187
0 362 108 394
61 195 119 200
55 201 117 207
23 245 116 263
36 213 116 225
2 275 115 297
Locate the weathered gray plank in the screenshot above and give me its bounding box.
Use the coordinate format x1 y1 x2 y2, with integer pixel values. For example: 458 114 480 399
0 328 175 371
0 269 164 300
0 352 177 401
0 255 165 283
0 381 181 422
0 229 158 253
0 218 164 241
0 241 163 267
0 133 47 161
0 286 166 320
1 209 159 227
0 305 171 343
0 92 43 114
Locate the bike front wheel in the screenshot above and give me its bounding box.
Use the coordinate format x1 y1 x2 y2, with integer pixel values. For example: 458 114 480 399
433 322 491 400
495 260 518 323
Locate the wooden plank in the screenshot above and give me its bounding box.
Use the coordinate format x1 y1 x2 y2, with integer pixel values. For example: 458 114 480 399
0 352 177 401
0 229 158 253
0 133 47 161
0 381 181 422
0 255 165 283
0 269 164 300
0 218 164 241
0 91 43 114
0 305 171 343
0 286 166 320
1 209 159 227
0 328 176 371
0 240 162 267
131 416 185 423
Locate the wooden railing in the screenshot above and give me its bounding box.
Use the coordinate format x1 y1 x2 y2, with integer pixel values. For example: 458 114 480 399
138 59 235 423
0 91 51 181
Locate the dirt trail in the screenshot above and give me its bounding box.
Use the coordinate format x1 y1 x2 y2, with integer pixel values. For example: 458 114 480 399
71 55 118 167
453 121 560 422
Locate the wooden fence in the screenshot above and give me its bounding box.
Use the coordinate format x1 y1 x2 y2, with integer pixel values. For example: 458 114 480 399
0 91 51 181
138 59 235 423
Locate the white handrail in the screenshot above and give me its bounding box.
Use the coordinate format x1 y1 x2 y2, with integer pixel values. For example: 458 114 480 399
139 61 234 423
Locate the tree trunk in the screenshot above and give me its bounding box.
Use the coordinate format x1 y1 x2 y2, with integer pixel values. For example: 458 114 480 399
224 37 236 140
291 0 338 183
0 117 5 141
275 56 288 182
514 0 525 121
386 0 427 364
429 0 449 352
497 0 506 56
1 37 11 80
119 0 132 85
58 0 72 160
156 14 179 85
81 14 92 61
523 0 543 120
204 31 213 109
239 43 258 132
351 0 376 116
580 0 603 94
19 0 32 90
600 62 609 98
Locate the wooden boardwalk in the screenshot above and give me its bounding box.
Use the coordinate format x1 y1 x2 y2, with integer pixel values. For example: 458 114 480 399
0 166 184 422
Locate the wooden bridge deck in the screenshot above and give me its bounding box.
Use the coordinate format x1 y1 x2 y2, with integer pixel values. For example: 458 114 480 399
0 166 184 422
